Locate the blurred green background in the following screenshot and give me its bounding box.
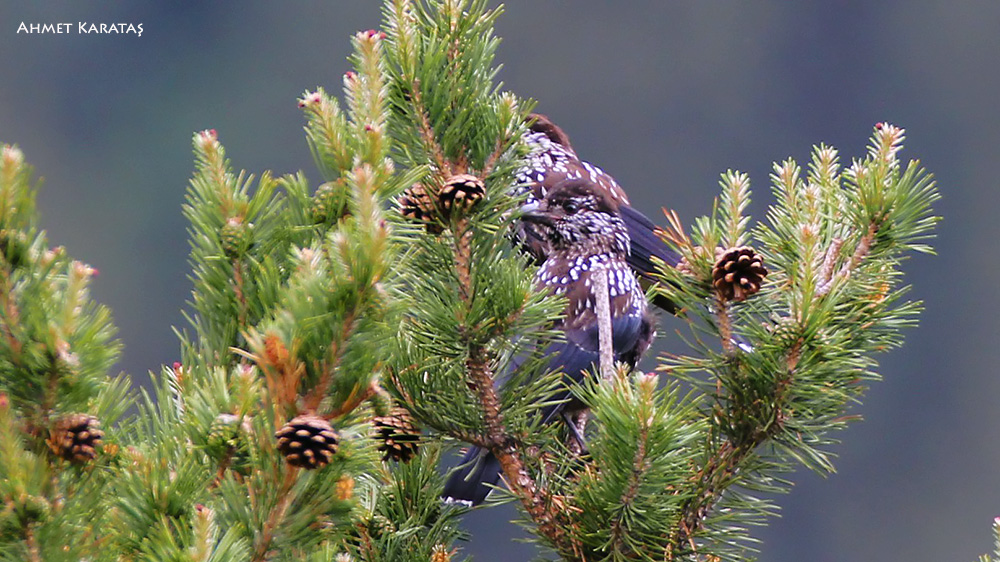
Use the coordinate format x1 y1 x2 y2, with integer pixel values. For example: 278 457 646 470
1 2 994 560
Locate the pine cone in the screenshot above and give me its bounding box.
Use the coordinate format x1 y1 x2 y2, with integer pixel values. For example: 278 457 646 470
208 414 241 451
676 256 695 277
372 407 420 462
712 246 767 301
275 414 339 469
48 413 103 463
311 180 349 223
768 317 803 351
220 217 249 258
0 229 29 268
206 413 252 474
437 174 485 218
398 183 441 234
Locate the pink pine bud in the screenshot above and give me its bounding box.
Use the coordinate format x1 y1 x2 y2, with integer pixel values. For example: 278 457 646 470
40 247 62 267
1 145 24 168
56 340 80 368
196 129 219 151
635 371 659 394
72 261 96 279
298 91 323 108
173 361 182 371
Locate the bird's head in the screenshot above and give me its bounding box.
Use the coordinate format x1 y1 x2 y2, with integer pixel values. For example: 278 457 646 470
521 178 630 257
527 113 574 149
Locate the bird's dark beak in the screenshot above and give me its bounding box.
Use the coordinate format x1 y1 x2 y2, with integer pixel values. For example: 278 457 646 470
519 201 555 227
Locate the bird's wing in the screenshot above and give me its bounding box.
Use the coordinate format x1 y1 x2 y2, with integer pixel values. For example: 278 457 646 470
535 339 601 425
537 313 646 425
620 203 681 272
619 204 681 314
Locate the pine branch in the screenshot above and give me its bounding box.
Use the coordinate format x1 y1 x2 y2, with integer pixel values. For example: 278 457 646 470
655 124 938 558
594 269 614 381
251 468 299 562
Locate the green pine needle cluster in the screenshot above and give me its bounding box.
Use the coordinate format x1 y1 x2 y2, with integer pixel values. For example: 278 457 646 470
980 519 1000 562
0 1 943 561
654 125 939 558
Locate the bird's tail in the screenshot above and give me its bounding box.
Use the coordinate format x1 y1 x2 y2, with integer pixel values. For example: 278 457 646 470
441 446 503 506
620 204 681 313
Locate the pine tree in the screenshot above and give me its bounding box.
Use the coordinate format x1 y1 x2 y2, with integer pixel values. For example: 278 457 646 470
0 1 939 561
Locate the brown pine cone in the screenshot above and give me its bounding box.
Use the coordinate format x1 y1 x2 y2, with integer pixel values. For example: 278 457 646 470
398 183 442 233
48 413 104 463
437 174 485 218
372 407 420 462
713 246 767 301
275 414 339 469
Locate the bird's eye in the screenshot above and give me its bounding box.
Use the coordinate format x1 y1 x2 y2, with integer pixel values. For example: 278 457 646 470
563 200 580 214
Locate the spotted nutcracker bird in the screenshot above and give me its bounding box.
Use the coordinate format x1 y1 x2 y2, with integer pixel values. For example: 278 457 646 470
442 177 654 506
516 113 680 313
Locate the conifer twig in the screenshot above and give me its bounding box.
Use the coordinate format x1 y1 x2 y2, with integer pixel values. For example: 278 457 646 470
232 259 248 329
610 417 648 553
818 222 878 296
466 344 570 552
842 222 878 277
593 267 614 381
0 269 22 362
25 525 41 562
714 294 734 356
325 378 376 421
453 223 473 302
481 136 506 178
305 308 359 413
409 79 449 176
450 208 574 554
252 468 299 562
818 237 844 290
671 441 743 557
672 325 803 556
